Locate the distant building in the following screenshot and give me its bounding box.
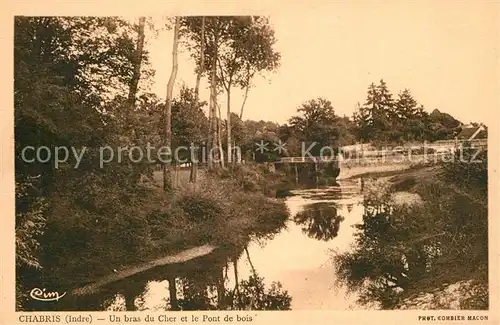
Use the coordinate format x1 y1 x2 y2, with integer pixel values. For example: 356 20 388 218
456 124 487 141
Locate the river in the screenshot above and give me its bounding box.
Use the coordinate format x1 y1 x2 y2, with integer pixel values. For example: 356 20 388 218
73 179 368 311
225 179 365 310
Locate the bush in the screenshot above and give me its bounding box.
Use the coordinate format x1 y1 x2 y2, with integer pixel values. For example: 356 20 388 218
440 147 487 196
173 170 290 249
333 158 488 309
178 194 226 223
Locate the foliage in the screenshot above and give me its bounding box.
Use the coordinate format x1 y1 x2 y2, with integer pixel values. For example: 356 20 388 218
15 178 48 309
441 146 487 197
15 179 47 269
352 80 464 145
288 98 342 156
228 275 292 310
177 273 292 311
181 16 281 166
181 16 280 94
171 86 209 159
333 156 488 309
14 17 165 307
166 164 290 251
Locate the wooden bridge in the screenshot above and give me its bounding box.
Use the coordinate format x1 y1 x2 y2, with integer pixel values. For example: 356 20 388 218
277 138 487 165
279 156 340 164
275 139 487 180
277 153 451 168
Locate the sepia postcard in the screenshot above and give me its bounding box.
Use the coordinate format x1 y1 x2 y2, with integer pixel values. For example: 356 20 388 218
1 1 499 324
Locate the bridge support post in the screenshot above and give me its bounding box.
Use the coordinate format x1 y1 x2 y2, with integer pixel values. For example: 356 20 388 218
294 164 298 185
314 162 318 187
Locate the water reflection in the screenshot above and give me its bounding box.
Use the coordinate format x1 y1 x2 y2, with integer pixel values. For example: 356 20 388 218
177 275 219 310
347 203 354 213
64 180 364 311
296 184 361 201
293 202 344 241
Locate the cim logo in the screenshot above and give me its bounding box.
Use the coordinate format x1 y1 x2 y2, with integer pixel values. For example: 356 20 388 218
30 288 66 302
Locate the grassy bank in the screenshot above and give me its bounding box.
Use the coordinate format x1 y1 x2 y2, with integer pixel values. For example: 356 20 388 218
333 149 488 309
17 164 290 310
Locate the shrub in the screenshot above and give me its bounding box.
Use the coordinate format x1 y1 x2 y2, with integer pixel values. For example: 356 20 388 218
333 159 488 309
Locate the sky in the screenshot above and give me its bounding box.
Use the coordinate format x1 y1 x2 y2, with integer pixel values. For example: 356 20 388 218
144 1 498 126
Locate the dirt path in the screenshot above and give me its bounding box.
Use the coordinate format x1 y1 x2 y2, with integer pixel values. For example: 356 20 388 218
71 244 217 296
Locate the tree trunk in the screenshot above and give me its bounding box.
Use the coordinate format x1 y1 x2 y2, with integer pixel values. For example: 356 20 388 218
163 17 180 191
239 65 251 119
217 102 225 168
208 34 219 169
245 247 256 277
124 294 136 311
128 17 146 108
126 17 146 144
239 82 250 119
189 160 198 184
232 257 241 309
216 266 225 309
194 16 205 102
235 140 241 163
168 276 179 310
226 88 232 164
207 102 214 169
191 16 205 182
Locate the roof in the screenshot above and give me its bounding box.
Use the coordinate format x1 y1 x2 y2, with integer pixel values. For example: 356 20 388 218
475 129 487 139
456 125 486 140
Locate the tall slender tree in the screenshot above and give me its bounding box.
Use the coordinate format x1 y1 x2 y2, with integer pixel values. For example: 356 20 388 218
217 16 280 163
190 16 205 182
207 24 220 169
127 17 146 108
163 17 180 191
182 16 280 166
125 17 147 144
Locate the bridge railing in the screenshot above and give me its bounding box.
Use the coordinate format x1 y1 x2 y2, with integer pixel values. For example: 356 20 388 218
433 138 487 146
279 156 338 163
277 152 457 165
341 139 487 156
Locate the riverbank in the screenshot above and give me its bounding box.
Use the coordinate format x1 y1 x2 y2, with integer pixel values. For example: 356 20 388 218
71 244 218 296
44 164 291 310
332 150 488 310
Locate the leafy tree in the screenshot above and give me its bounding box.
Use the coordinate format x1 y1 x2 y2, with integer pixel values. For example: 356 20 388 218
426 109 462 140
288 98 341 156
182 17 234 168
171 87 209 160
15 178 48 309
336 115 358 146
216 17 280 162
183 16 280 164
14 17 165 309
162 17 180 190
